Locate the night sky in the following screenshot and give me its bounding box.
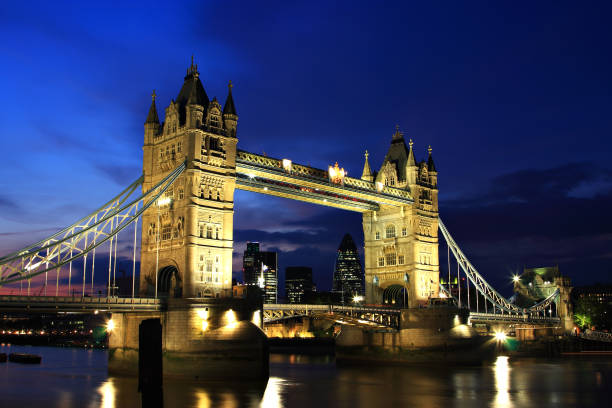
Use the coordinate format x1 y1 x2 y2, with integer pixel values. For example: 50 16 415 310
1 1 611 297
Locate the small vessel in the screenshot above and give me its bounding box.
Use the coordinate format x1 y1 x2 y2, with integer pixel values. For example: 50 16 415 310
0 353 6 363
8 353 41 364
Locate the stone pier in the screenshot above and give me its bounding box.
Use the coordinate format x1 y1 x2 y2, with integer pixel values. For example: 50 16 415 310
108 298 268 380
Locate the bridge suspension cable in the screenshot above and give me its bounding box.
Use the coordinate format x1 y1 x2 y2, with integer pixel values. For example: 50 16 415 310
0 162 186 288
438 218 559 315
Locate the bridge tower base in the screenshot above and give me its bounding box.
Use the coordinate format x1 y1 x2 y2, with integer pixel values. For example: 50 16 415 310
108 298 268 380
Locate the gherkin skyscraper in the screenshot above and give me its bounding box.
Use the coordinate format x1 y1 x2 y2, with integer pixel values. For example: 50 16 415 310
332 234 364 303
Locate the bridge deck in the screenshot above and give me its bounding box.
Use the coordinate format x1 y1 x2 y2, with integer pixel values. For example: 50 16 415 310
0 296 160 313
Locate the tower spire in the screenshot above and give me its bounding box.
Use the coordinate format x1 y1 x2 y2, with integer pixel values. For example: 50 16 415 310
407 138 417 166
361 150 373 182
223 80 237 116
145 89 160 124
427 145 436 172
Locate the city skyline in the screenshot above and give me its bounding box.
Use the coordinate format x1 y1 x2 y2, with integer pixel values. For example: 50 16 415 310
1 2 611 295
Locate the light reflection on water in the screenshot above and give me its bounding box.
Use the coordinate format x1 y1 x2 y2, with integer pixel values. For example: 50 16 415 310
494 356 511 408
1 345 612 408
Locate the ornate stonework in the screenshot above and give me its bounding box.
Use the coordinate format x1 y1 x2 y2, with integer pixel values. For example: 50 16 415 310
140 60 237 298
363 129 440 307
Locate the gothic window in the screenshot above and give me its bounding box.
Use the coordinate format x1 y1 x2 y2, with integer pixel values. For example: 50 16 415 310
378 257 385 267
172 227 178 239
161 226 172 241
375 231 380 240
206 225 213 239
173 122 177 133
398 255 405 265
209 137 220 151
177 141 182 153
385 253 397 266
199 225 205 238
215 227 220 240
178 188 184 200
402 227 407 236
385 225 396 238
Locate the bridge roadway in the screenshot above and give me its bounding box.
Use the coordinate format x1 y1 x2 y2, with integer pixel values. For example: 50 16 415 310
235 149 413 212
263 303 402 330
0 296 560 329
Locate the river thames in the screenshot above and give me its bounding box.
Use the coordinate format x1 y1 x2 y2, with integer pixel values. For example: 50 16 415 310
0 344 610 407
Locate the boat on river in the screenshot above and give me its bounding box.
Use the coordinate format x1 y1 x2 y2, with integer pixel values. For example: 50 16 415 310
8 353 41 364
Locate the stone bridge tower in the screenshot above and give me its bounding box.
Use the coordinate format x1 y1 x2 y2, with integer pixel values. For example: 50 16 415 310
140 59 238 298
362 127 440 307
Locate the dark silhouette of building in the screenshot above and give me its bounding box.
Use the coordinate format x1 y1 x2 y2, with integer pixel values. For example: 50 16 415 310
332 234 364 303
285 266 314 304
242 242 278 303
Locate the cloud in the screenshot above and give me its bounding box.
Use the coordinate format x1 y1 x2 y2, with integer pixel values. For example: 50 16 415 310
94 163 141 185
441 162 612 290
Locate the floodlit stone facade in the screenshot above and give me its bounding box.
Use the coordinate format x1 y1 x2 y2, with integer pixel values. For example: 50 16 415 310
362 127 440 307
140 60 238 299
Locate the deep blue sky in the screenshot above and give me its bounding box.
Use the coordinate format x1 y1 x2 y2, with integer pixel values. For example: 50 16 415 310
1 1 611 296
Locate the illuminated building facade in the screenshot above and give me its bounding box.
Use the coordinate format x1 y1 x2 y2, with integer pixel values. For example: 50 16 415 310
242 242 278 303
285 266 314 304
362 127 440 306
140 59 238 299
332 234 364 303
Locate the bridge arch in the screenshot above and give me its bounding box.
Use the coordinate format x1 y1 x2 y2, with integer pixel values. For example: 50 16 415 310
157 265 182 298
382 284 408 307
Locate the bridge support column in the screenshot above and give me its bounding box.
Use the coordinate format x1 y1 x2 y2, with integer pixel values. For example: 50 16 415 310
108 298 268 380
555 276 574 333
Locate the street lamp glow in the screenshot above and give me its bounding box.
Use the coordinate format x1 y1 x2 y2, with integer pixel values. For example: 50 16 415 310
512 275 520 283
353 295 364 303
494 330 507 342
157 197 172 206
106 319 115 332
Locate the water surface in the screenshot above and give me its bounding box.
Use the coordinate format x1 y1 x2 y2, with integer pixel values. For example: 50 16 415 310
1 344 610 407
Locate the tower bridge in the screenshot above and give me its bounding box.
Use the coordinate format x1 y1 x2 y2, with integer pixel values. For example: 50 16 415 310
0 59 575 377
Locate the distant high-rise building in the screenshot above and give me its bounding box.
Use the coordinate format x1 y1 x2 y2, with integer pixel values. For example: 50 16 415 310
243 242 261 286
285 266 314 304
259 251 278 304
332 234 364 303
242 242 278 303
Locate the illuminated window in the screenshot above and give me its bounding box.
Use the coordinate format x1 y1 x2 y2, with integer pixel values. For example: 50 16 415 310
385 225 396 238
385 253 396 266
398 255 405 265
375 231 380 240
402 227 407 236
161 226 172 241
378 257 384 267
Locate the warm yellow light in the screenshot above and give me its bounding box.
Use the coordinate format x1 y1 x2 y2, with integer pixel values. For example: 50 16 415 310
157 197 172 206
106 319 115 332
282 159 292 172
252 310 261 327
352 295 364 303
225 309 237 328
513 275 520 283
201 321 209 331
494 331 507 342
196 309 209 319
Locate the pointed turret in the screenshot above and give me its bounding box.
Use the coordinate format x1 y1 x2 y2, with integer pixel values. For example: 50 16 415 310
176 56 209 126
144 90 160 144
427 145 437 172
361 150 374 182
145 90 160 124
407 138 417 167
376 125 409 185
223 80 237 116
223 80 238 136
